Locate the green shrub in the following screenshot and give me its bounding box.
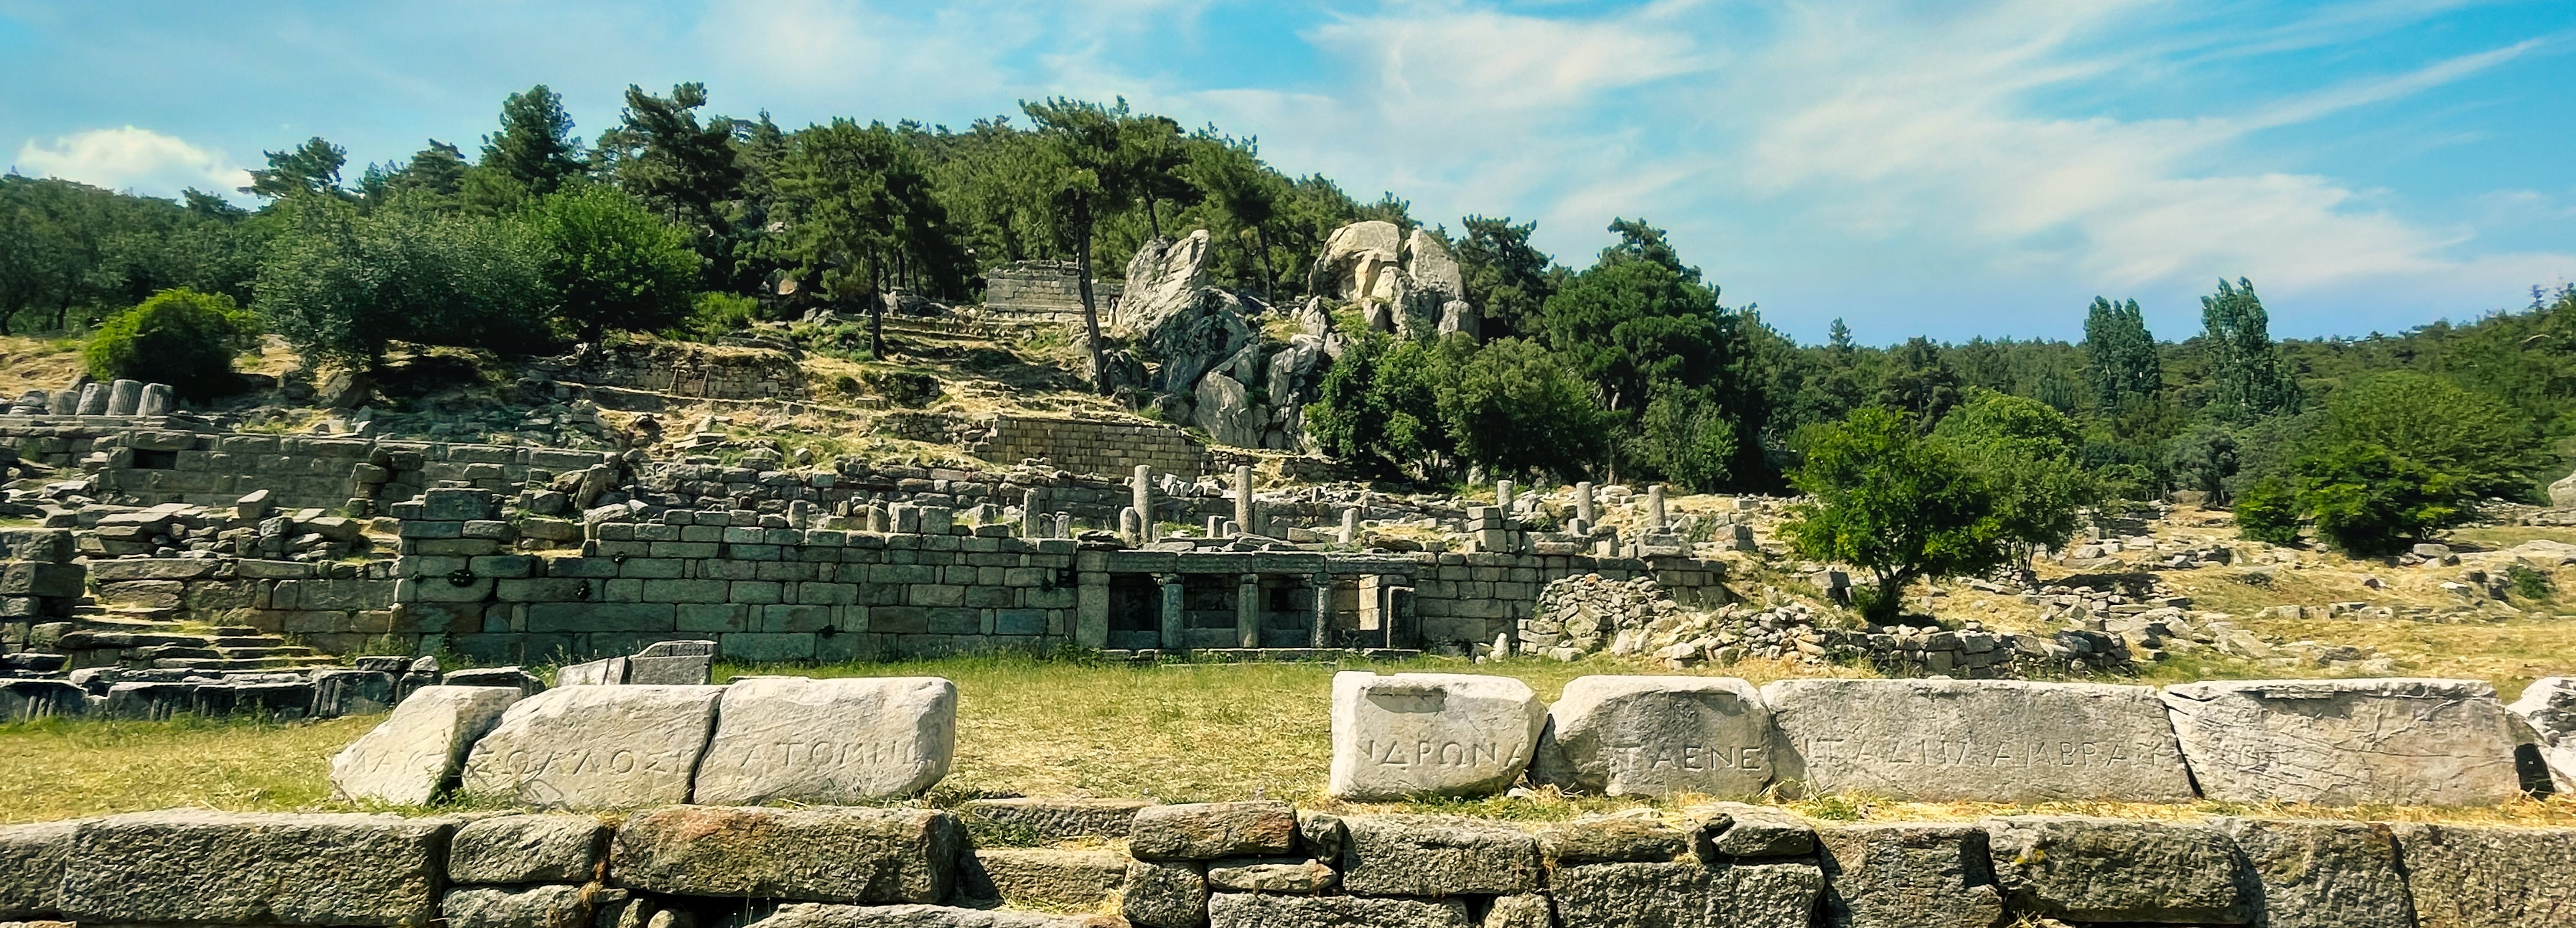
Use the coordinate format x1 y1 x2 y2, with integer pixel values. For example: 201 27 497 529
2297 444 2460 556
862 369 941 407
669 292 758 342
2507 563 2554 601
2233 476 2302 544
83 288 262 399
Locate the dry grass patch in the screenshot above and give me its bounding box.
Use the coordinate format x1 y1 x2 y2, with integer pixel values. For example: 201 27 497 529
0 714 378 825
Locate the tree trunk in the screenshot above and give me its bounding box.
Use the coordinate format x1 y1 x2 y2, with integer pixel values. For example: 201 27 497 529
868 250 886 360
1251 226 1276 302
1078 219 1108 395
1143 190 1162 240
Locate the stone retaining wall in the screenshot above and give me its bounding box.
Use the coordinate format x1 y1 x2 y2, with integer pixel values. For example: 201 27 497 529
1332 672 2565 810
0 802 2566 927
0 416 623 514
968 415 1210 480
523 340 808 401
82 556 400 657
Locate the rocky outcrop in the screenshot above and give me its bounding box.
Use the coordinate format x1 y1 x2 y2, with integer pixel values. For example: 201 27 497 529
1307 221 1475 340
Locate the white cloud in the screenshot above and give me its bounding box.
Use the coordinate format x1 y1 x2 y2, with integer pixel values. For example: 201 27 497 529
12 126 249 197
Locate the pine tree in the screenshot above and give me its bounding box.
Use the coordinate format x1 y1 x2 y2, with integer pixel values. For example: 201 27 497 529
2081 296 2161 410
2201 278 2302 421
465 85 586 210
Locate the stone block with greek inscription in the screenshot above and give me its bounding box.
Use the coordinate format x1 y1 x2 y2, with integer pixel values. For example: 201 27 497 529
1328 672 1546 800
1532 675 1773 798
691 675 956 805
1763 678 2194 802
328 685 523 805
458 684 722 809
2161 678 2526 805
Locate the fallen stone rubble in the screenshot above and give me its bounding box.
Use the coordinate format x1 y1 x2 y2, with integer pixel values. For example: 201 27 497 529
0 800 2568 928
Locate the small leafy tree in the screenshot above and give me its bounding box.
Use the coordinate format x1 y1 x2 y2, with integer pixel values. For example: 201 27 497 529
1440 337 1611 482
1933 390 2097 571
526 184 701 343
2233 476 2302 544
1635 388 1736 492
2296 444 2460 556
1781 406 2006 624
84 288 261 398
1305 330 1456 480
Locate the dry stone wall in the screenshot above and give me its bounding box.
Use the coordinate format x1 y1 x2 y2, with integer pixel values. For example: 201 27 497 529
0 801 2568 927
1333 673 2562 808
968 415 1210 480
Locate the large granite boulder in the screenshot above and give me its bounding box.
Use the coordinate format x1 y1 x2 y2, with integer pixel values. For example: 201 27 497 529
1763 678 2194 802
1339 815 1541 896
1192 370 1266 449
1307 221 1403 302
692 675 956 805
2549 468 2576 509
2506 676 2576 792
610 805 963 904
2161 678 2526 805
330 685 523 805
1116 230 1214 339
1399 229 1469 339
1208 894 1473 928
56 810 453 926
1328 671 1546 800
1532 675 1774 797
1813 823 2005 928
2213 817 2416 928
2388 823 2576 928
1982 815 2254 924
457 684 722 809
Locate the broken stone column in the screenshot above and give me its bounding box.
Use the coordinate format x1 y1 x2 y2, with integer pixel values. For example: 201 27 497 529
1132 465 1153 537
1339 508 1359 545
1121 507 1143 544
1021 489 1042 538
1158 574 1185 652
75 383 108 415
1237 573 1261 648
1648 484 1667 530
1497 479 1515 515
47 377 83 413
866 504 889 533
1312 571 1333 648
1053 511 1072 539
1234 465 1255 538
139 383 174 415
1206 515 1223 537
1575 482 1596 525
104 379 141 416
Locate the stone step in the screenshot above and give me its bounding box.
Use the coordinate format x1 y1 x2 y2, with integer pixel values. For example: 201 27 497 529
208 626 263 637
210 636 292 649
218 646 317 659
136 645 222 660
148 656 320 672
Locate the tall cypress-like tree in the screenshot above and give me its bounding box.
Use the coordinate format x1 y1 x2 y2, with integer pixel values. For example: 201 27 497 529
2201 277 2301 421
2081 296 2161 410
465 85 586 210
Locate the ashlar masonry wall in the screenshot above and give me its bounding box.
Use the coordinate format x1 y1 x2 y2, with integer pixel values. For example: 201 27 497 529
968 415 1210 480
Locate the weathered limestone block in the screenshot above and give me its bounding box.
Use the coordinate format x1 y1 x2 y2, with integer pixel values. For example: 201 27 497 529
2213 817 2414 928
750 902 1119 928
1207 894 1473 928
627 639 714 685
1481 895 1551 928
440 884 595 928
1536 817 1689 864
1204 856 1336 893
1546 859 1821 928
459 685 722 808
959 797 1152 843
1689 802 1817 858
1532 675 1773 797
57 810 452 926
2161 678 2526 805
1712 861 1829 928
0 821 73 918
1328 672 1545 800
1340 815 1541 896
1814 823 2005 928
1763 678 2194 802
330 685 523 805
962 848 1127 911
2506 676 2576 792
1129 801 1297 861
692 676 955 805
447 814 609 884
1120 860 1205 928
1983 815 2253 924
611 805 962 904
103 379 140 416
2388 823 2576 928
312 669 396 718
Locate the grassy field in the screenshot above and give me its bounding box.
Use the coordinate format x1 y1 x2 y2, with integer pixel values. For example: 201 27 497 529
2 652 2570 828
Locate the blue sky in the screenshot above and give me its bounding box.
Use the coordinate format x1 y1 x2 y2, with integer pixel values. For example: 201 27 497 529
4 0 2571 345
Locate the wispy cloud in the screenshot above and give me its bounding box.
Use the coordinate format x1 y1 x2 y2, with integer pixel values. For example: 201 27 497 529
11 126 249 197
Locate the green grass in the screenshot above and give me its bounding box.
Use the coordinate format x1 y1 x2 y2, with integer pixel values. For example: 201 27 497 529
0 714 378 825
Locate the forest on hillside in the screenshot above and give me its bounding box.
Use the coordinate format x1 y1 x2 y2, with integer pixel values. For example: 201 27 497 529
6 81 2575 556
